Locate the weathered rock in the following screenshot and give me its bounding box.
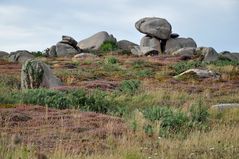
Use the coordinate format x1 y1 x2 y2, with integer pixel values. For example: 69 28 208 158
140 36 162 54
211 103 239 110
131 46 144 56
219 51 239 61
196 47 219 62
0 51 9 59
77 31 117 50
170 33 179 39
61 35 78 47
165 38 197 54
135 17 172 40
174 69 219 79
21 59 62 89
172 47 196 60
9 50 34 64
117 40 138 52
48 45 57 57
56 43 80 56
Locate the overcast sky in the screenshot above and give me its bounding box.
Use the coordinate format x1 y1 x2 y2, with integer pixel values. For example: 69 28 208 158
0 0 239 53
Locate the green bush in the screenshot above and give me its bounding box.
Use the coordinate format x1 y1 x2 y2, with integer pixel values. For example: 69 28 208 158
104 56 119 65
100 40 118 52
119 80 141 94
136 69 154 78
189 99 209 124
171 61 204 74
31 51 44 57
209 59 239 67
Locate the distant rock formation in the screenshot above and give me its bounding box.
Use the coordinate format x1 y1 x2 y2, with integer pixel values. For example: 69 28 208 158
9 50 34 64
77 31 117 51
134 17 197 56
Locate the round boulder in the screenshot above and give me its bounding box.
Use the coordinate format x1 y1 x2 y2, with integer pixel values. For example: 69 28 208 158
165 38 197 54
135 17 172 40
117 40 138 52
196 47 219 62
219 51 239 61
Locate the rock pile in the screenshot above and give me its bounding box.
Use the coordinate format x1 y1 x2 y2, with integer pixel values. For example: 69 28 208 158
48 35 81 57
132 17 197 56
9 50 34 64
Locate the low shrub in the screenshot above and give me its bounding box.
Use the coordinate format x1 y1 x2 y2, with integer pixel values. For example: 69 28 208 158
119 80 141 94
104 56 119 65
100 40 118 52
136 69 154 78
171 61 204 74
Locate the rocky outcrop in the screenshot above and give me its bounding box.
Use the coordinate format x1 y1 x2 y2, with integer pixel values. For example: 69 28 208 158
9 50 34 64
174 69 219 79
135 17 172 40
48 45 57 57
165 38 197 54
219 51 239 61
55 35 81 56
134 17 197 55
77 31 117 51
117 40 138 52
21 59 62 89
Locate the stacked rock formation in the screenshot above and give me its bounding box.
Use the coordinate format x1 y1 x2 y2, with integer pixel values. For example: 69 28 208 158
132 17 197 56
48 35 81 57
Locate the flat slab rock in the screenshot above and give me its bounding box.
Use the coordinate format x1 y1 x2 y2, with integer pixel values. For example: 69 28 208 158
174 69 219 79
211 103 239 110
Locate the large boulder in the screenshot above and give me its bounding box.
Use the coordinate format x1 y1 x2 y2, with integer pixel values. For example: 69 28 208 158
196 47 219 62
165 38 197 54
9 50 34 64
135 17 172 40
219 51 239 61
21 59 62 89
0 51 9 59
140 36 162 54
48 45 57 57
174 69 219 79
77 31 117 50
117 40 138 52
56 43 79 56
61 35 78 47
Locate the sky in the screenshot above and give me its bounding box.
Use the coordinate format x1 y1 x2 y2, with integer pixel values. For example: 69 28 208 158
0 0 239 53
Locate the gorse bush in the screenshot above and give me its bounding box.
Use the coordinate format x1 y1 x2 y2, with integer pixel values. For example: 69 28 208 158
100 40 118 52
171 61 204 74
119 79 141 94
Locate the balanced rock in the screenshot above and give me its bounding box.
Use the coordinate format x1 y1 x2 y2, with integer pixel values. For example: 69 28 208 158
117 40 138 52
9 50 34 64
135 17 172 40
55 35 81 57
219 51 239 61
140 36 162 54
165 38 197 54
0 51 9 59
196 47 219 62
21 59 62 89
174 69 219 79
77 31 117 50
